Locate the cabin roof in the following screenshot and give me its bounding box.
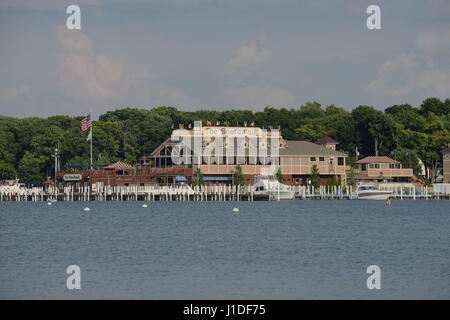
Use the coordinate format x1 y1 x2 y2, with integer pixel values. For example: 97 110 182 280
280 141 347 157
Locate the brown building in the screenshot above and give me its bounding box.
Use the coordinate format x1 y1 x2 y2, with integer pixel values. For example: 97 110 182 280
354 156 414 182
147 125 347 185
442 147 450 183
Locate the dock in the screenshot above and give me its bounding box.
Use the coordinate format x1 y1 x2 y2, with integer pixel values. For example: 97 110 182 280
1 184 449 202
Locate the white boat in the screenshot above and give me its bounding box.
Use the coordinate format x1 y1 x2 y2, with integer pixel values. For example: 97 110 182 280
252 167 294 200
355 184 392 200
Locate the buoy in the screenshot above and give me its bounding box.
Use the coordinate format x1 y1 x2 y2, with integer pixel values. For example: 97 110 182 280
232 208 239 213
47 202 52 205
84 207 90 212
142 204 148 208
386 199 391 206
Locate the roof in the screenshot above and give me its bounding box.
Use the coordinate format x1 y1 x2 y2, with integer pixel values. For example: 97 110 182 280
355 156 400 164
315 136 338 145
105 161 136 170
441 147 450 154
280 141 347 157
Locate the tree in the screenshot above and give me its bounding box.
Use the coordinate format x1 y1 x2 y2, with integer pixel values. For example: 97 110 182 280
233 164 245 186
276 167 283 182
326 175 339 187
18 151 46 186
310 164 320 188
390 148 422 176
419 97 450 116
193 167 204 186
348 166 356 188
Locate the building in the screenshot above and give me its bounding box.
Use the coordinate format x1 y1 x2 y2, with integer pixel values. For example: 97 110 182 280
147 124 347 185
279 140 347 185
442 147 450 183
354 156 414 182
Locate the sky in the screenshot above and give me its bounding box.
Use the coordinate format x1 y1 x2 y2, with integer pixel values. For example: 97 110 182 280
0 0 449 118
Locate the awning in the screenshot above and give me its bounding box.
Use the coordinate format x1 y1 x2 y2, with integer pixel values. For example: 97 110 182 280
176 176 188 182
203 176 233 182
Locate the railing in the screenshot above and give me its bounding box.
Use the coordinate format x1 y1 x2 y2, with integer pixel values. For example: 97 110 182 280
366 168 414 177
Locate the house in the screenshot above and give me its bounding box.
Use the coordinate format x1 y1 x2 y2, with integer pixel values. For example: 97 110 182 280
354 156 414 182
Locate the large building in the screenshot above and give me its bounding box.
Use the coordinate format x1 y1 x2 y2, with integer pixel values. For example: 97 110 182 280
146 124 347 185
442 147 450 183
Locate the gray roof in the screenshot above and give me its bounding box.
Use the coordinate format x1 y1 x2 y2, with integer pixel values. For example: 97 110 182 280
280 141 347 157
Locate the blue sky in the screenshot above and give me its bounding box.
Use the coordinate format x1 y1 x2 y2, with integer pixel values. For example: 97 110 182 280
0 0 449 118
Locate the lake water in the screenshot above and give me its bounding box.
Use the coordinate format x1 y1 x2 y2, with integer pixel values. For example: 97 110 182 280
0 200 449 299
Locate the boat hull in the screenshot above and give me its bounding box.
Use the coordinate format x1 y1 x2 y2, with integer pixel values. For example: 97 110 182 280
357 191 391 200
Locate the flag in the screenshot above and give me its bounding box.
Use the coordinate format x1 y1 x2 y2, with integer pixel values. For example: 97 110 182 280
80 114 92 131
86 128 92 141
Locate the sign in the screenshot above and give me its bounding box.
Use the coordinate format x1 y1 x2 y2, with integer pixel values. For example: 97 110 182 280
63 174 82 181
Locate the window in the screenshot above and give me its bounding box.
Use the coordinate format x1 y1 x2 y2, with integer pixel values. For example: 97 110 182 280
389 163 400 169
338 157 344 166
369 163 380 169
310 157 316 162
319 157 325 161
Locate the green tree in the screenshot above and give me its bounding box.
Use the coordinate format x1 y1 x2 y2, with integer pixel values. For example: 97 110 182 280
193 167 204 186
18 151 46 186
233 164 245 186
276 167 283 182
310 164 320 188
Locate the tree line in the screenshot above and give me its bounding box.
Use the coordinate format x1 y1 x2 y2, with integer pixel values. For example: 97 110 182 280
0 97 449 185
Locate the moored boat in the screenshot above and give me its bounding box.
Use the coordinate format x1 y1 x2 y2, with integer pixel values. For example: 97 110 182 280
355 184 392 200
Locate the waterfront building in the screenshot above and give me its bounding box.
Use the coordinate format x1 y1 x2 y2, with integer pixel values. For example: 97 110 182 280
354 156 414 183
146 125 347 185
442 147 450 183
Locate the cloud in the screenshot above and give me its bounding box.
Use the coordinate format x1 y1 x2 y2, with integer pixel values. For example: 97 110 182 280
56 26 198 111
57 26 157 102
224 86 296 109
224 41 271 80
369 31 450 97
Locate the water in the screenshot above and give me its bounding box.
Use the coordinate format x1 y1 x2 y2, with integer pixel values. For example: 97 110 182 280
0 200 449 299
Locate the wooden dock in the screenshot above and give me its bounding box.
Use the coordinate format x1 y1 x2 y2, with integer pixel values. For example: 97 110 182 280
1 184 449 202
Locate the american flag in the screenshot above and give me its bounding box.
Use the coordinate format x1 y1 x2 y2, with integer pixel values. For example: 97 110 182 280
80 114 92 131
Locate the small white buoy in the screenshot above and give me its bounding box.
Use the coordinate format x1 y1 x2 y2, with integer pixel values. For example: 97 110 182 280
142 204 148 208
47 202 52 205
232 207 239 213
83 207 90 212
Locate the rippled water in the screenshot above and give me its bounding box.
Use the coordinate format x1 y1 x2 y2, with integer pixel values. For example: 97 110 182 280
0 200 449 299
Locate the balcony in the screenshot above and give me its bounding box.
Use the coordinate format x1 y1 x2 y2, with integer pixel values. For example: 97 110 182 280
366 168 414 178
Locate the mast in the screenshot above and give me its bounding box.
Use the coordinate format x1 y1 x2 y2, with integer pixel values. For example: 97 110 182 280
53 145 59 198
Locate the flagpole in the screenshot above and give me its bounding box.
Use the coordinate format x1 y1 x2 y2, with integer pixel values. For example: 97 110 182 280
90 126 93 167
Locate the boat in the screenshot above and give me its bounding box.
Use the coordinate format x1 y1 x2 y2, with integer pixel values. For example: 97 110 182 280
252 167 295 200
354 184 392 200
